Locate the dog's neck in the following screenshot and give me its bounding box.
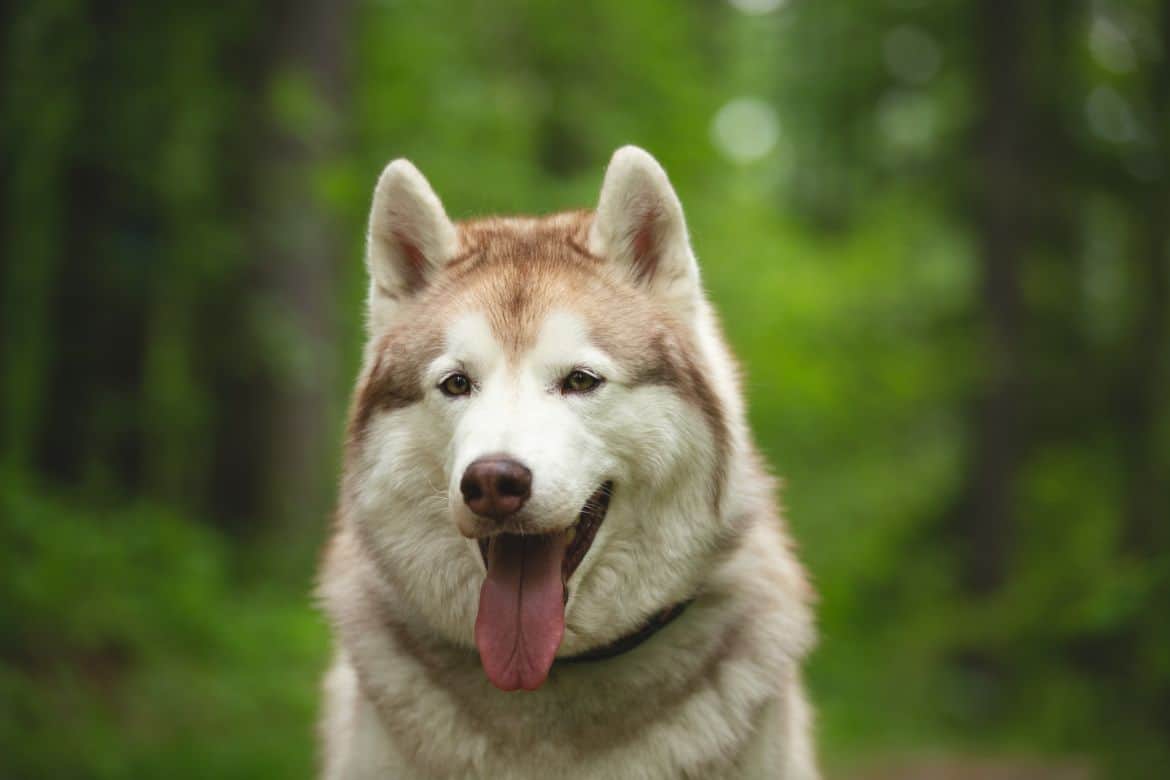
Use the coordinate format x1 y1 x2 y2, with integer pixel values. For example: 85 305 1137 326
557 599 694 665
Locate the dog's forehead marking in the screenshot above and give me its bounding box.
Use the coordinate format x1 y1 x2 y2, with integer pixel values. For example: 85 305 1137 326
474 275 577 358
441 225 665 376
441 213 604 356
442 307 607 378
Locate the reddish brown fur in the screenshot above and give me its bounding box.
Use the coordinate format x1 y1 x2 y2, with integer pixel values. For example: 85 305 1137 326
391 230 430 294
629 205 663 284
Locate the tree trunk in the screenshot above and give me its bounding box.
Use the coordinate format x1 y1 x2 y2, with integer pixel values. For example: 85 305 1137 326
955 0 1030 596
251 0 352 538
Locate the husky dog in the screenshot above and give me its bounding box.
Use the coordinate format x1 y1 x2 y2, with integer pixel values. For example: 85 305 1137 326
317 147 817 779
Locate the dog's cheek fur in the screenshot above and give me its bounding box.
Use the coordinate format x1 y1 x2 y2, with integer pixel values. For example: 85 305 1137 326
561 384 722 649
348 402 484 646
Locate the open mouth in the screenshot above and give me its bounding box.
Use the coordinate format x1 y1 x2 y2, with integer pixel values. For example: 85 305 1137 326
476 480 613 590
474 481 613 692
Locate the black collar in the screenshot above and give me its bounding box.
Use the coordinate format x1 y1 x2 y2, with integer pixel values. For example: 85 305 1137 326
556 599 694 665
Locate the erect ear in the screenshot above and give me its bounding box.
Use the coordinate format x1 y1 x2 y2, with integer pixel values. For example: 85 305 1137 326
365 159 459 328
587 146 699 312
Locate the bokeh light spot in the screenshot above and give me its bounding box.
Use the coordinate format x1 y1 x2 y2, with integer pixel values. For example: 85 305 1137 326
1086 85 1137 144
1088 16 1137 74
883 25 942 85
727 0 788 15
711 97 781 164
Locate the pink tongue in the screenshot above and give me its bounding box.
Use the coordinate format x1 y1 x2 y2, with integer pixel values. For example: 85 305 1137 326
475 533 568 691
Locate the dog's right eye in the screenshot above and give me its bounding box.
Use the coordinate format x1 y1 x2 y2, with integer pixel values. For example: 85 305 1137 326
561 369 603 394
439 373 472 397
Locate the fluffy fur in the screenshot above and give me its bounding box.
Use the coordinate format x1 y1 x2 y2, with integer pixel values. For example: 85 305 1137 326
318 146 818 779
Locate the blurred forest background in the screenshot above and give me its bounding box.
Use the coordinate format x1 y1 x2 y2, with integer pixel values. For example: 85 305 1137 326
2 0 1168 777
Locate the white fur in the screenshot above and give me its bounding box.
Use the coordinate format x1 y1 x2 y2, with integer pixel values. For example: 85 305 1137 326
320 148 818 779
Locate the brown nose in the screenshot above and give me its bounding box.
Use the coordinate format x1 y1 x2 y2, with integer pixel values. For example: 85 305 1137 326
460 456 532 519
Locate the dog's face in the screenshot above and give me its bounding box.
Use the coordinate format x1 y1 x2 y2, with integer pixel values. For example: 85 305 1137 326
345 148 732 691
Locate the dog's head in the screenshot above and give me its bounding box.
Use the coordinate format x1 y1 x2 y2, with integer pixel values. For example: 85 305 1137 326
345 147 738 691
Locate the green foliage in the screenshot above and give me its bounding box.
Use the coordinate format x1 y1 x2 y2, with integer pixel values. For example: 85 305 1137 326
0 472 327 779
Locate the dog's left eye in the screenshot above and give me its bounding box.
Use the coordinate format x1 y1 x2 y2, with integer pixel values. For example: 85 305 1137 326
561 369 603 394
439 372 472 397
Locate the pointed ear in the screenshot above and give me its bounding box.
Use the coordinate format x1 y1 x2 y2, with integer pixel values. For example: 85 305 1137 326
365 159 459 328
587 146 699 311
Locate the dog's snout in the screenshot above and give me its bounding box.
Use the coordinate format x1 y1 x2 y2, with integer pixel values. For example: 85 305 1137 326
461 456 532 519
